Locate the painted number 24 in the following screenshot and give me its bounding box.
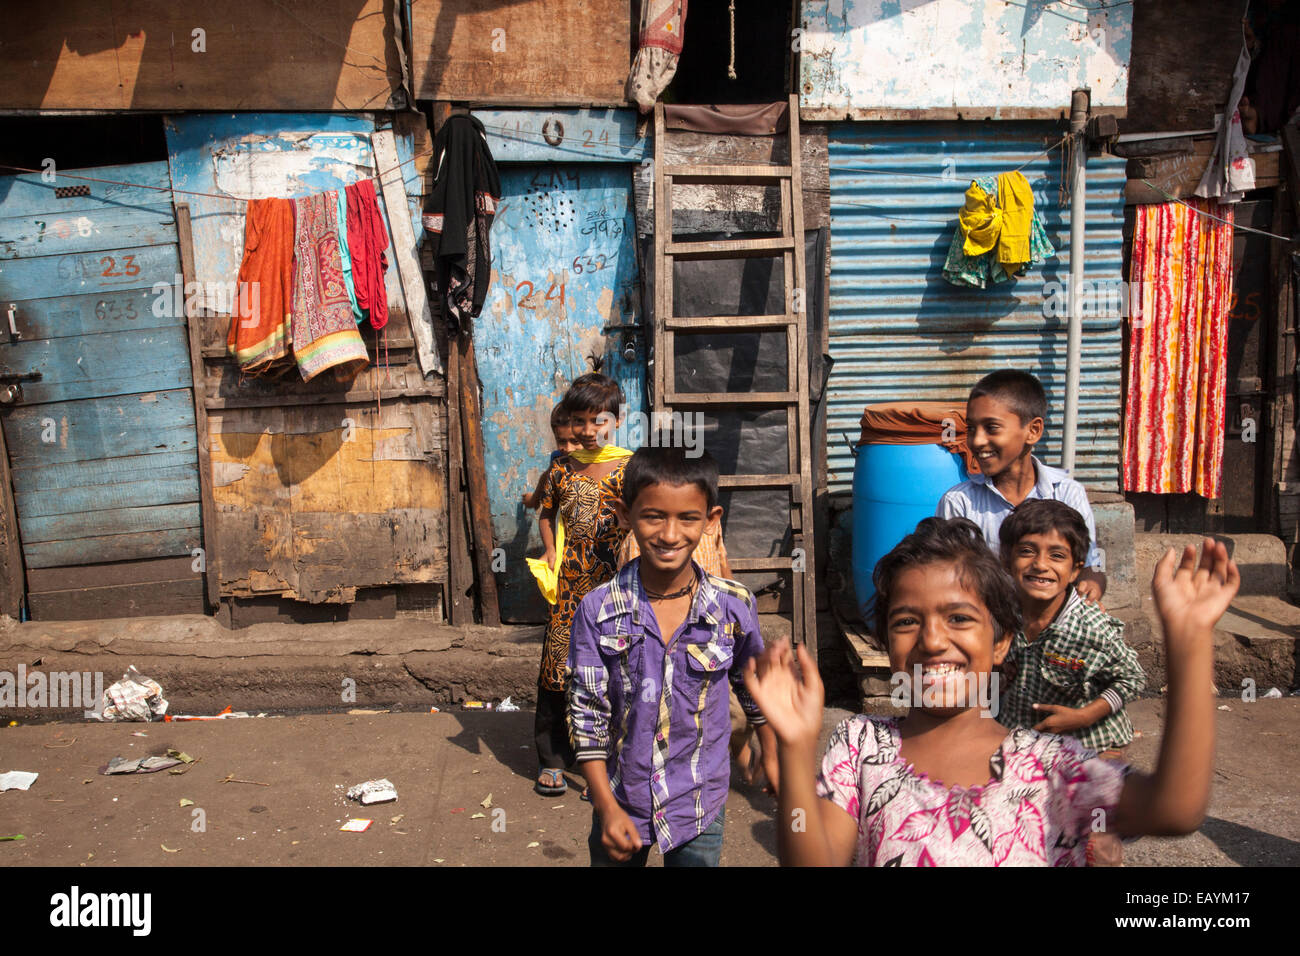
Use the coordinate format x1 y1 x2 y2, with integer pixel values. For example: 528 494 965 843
514 280 567 309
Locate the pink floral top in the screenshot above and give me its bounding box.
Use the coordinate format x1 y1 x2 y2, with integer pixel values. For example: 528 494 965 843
815 715 1128 866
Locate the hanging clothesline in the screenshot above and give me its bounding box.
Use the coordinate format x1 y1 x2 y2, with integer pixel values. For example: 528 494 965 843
1139 179 1295 242
473 122 1073 179
0 146 433 205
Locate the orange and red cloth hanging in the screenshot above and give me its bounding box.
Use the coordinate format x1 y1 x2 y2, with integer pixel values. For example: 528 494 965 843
1122 198 1234 498
227 179 391 382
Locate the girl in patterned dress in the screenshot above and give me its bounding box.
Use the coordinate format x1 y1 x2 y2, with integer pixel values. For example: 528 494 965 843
533 373 632 796
745 517 1239 866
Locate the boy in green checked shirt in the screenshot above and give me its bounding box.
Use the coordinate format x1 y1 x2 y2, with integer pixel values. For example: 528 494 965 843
996 499 1146 866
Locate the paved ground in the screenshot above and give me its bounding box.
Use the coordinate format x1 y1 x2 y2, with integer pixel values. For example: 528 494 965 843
2 698 1297 867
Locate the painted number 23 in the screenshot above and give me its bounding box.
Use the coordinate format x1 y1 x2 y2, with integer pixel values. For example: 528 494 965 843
100 255 140 277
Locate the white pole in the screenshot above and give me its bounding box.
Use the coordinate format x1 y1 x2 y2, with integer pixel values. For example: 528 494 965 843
1063 88 1089 474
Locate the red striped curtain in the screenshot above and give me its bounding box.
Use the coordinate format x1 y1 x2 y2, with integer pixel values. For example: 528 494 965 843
1122 198 1234 498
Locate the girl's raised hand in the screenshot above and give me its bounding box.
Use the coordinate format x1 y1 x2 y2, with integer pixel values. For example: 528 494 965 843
744 639 823 749
1152 538 1240 642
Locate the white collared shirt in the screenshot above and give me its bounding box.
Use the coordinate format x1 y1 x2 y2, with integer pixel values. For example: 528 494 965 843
936 455 1103 568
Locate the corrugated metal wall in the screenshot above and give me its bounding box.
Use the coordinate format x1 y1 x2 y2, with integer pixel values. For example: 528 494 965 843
826 122 1127 495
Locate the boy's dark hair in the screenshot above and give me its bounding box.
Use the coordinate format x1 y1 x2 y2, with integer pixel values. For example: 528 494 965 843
969 369 1048 426
562 373 624 417
622 445 719 511
870 517 1022 645
550 402 569 429
998 499 1090 568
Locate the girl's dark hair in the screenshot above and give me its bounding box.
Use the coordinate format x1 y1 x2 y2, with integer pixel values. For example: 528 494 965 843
870 517 1022 644
622 445 719 510
549 402 569 429
561 373 624 417
998 499 1089 567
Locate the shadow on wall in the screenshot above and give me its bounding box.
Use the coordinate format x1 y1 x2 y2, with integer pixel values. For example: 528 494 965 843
10 0 400 111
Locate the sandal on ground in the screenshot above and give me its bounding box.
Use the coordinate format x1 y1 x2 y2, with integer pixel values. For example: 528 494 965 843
535 768 567 796
580 786 590 802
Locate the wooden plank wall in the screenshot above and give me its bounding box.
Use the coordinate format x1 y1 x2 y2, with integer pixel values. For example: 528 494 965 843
0 161 206 618
1 0 404 110
410 0 631 105
165 116 452 611
1123 0 1245 133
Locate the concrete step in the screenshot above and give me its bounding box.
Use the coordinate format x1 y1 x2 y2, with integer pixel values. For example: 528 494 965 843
1111 590 1298 696
1135 532 1288 596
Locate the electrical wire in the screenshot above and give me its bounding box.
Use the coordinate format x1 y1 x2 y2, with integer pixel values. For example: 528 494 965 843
0 146 431 204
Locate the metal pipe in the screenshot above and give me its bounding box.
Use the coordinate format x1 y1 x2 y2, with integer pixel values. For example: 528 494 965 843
1062 88 1090 474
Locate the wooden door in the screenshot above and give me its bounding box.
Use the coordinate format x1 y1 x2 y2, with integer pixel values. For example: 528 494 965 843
0 162 204 619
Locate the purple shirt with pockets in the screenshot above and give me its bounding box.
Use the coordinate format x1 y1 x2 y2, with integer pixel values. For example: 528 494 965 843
567 558 767 852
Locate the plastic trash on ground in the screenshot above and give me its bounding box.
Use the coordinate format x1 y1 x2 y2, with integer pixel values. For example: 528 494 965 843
101 755 182 775
496 697 520 712
164 705 253 722
94 666 167 722
0 771 38 792
346 778 398 805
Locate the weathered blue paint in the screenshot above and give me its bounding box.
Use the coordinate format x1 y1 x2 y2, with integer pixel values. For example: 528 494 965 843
22 502 200 546
6 328 193 405
11 448 196 496
1 289 179 341
0 161 201 574
3 390 196 469
801 0 1132 113
24 526 199 570
476 163 644 622
0 203 178 259
0 162 173 218
164 113 420 317
15 457 198 514
474 109 649 164
0 243 179 297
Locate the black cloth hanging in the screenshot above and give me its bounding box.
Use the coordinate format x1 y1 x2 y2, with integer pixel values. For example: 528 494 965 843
422 114 501 335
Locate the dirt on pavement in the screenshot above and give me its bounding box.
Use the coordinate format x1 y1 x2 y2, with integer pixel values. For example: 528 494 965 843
1 699 1297 867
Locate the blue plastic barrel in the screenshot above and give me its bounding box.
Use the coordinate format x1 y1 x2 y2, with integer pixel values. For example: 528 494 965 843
852 443 966 625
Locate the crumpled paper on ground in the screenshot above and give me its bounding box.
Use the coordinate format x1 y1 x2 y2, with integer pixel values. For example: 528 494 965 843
0 771 38 792
101 755 182 775
94 666 168 722
346 778 398 805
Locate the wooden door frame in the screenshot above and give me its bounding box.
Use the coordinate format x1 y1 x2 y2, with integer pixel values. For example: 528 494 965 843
0 419 26 618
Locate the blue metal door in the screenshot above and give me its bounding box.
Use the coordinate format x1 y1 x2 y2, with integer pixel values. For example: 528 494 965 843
0 162 202 618
475 163 644 621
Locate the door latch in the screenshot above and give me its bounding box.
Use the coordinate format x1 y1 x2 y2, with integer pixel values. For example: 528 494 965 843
6 303 19 341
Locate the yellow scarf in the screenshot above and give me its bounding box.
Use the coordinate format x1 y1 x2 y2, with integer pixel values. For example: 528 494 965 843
569 445 633 464
526 518 565 605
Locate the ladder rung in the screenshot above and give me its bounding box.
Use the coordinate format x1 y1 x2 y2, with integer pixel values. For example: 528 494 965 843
728 556 802 572
665 237 794 260
666 314 793 331
664 164 793 184
664 391 797 405
718 474 802 494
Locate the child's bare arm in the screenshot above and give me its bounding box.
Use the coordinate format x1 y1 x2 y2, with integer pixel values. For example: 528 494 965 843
1032 697 1111 734
1113 540 1239 836
1034 629 1145 733
539 511 556 561
522 467 551 510
1076 567 1108 603
744 641 857 866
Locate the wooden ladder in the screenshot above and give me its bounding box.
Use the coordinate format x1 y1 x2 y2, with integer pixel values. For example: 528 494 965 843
651 94 817 656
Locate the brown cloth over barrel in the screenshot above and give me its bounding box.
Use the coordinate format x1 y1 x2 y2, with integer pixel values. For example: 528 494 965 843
858 401 976 476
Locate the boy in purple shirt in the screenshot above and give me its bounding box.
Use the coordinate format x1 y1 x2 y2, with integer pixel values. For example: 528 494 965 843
568 445 778 866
